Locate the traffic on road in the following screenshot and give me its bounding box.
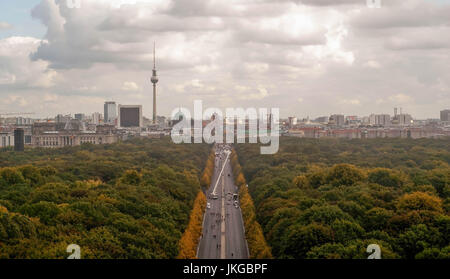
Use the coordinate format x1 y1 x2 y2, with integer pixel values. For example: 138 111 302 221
197 144 249 259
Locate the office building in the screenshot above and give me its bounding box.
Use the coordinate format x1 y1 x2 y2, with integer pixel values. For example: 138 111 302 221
369 114 391 126
104 102 117 124
398 114 413 126
441 109 450 122
118 105 142 128
330 114 345 127
378 114 391 126
14 129 24 152
91 112 102 125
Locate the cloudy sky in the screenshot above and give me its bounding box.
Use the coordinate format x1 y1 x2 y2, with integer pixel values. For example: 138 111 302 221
0 0 449 119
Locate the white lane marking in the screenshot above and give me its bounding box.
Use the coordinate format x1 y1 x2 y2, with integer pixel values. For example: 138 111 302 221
220 174 226 259
212 150 231 196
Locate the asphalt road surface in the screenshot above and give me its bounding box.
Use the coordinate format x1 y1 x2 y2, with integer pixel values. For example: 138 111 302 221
197 145 249 259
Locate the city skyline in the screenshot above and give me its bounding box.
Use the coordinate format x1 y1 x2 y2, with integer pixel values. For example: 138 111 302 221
1 0 450 119
1 104 446 122
3 104 449 125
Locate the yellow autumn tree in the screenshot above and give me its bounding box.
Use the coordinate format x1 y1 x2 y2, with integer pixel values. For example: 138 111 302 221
239 185 272 259
236 173 246 188
231 150 272 259
397 192 443 213
177 191 207 259
200 152 215 189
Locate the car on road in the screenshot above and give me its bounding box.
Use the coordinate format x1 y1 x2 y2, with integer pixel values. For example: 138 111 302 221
234 201 239 208
207 203 211 209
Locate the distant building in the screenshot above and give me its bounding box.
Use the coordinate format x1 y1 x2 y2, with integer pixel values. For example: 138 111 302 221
346 116 360 126
104 102 117 124
14 129 24 152
314 116 329 123
329 114 345 127
31 122 118 148
56 114 71 123
74 113 85 121
369 114 376 125
25 134 32 145
398 114 413 126
65 119 87 131
441 109 450 122
156 116 167 128
0 132 14 148
32 122 66 134
288 117 297 127
91 112 102 125
362 116 370 125
379 114 391 126
369 114 391 126
16 117 34 125
118 105 142 128
286 126 449 140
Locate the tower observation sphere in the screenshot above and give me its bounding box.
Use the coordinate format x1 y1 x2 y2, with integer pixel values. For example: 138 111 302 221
151 69 158 84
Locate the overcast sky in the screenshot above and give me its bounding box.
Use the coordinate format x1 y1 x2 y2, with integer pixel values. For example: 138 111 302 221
0 0 449 119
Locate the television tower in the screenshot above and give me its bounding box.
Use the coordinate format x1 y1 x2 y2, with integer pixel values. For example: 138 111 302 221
151 42 159 124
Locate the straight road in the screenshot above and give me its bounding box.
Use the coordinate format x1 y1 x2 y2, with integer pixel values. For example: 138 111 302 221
197 144 249 259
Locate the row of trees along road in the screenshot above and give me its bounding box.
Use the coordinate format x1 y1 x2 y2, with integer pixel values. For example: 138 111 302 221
230 150 273 259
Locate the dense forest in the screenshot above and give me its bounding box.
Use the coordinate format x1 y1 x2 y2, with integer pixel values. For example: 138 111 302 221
235 137 450 259
2 137 449 259
0 138 210 259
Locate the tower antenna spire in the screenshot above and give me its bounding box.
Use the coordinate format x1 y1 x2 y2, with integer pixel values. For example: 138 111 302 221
153 41 156 70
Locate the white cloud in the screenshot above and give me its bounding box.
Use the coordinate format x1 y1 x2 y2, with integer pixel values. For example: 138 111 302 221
43 93 59 102
0 73 16 85
339 99 361 105
4 95 28 107
0 22 12 30
365 60 381 69
0 36 57 88
389 94 414 104
238 86 269 100
121 81 140 91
